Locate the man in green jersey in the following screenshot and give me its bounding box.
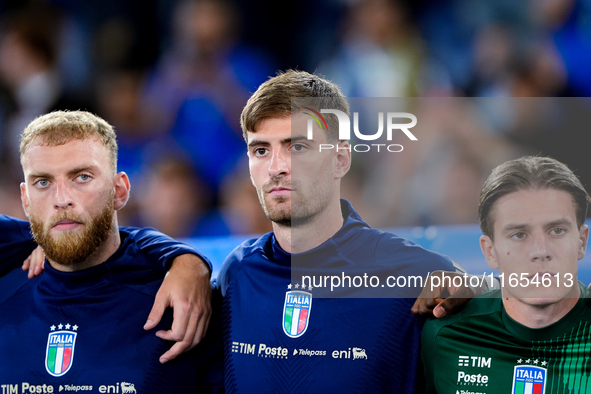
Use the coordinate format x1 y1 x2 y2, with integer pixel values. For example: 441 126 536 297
422 156 591 394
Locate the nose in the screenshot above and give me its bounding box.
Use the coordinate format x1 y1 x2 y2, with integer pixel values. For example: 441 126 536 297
268 149 290 178
54 179 75 210
529 232 552 262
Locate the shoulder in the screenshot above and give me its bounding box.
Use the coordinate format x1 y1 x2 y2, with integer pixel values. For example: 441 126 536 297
422 291 502 377
423 290 502 341
102 230 167 286
216 233 272 297
119 226 212 272
374 231 457 273
421 292 501 393
339 201 457 272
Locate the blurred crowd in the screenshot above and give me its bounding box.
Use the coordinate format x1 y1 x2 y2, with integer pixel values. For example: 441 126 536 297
1 0 590 236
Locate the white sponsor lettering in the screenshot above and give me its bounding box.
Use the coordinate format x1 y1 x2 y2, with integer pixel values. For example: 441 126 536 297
232 341 289 359
286 295 310 305
21 383 54 393
515 369 543 379
295 349 327 357
0 384 18 394
457 371 489 385
231 342 256 355
1 385 18 394
458 355 492 368
59 385 92 392
257 344 288 358
49 335 73 344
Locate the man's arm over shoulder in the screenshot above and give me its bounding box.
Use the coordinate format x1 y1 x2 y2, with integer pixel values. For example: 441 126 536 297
375 232 458 275
123 226 213 273
123 227 214 363
373 232 460 298
0 215 36 275
0 215 32 242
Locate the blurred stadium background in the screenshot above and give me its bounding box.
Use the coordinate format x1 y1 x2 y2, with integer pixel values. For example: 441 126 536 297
1 0 590 279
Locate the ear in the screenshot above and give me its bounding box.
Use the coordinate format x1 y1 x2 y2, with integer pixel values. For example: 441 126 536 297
20 182 29 218
578 224 589 260
334 140 351 179
480 234 499 270
113 172 131 210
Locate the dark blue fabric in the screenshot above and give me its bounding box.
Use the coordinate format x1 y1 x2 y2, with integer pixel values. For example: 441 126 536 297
0 215 37 277
216 200 457 393
0 228 222 392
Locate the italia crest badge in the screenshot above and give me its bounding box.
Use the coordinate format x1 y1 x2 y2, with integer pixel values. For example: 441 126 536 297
45 324 78 377
283 290 312 338
511 365 546 394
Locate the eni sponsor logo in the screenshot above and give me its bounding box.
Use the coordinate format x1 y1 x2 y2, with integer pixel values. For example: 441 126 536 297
331 347 368 360
98 382 136 393
231 341 288 359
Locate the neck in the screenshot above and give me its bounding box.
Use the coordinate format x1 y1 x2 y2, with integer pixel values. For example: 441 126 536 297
502 285 581 328
50 221 121 272
273 199 344 254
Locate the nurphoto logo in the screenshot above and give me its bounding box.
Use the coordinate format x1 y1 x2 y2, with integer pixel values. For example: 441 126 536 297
303 107 417 153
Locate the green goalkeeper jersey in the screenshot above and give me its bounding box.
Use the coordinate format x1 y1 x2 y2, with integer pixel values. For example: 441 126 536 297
421 283 591 394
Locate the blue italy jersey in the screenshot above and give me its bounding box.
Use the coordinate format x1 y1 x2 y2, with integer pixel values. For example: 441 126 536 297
0 215 221 393
216 200 457 393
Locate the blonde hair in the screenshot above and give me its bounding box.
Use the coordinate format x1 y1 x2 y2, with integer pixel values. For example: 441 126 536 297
20 110 118 173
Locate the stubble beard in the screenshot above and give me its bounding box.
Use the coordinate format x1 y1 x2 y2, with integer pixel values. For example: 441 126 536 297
257 187 292 227
29 197 115 268
257 179 331 228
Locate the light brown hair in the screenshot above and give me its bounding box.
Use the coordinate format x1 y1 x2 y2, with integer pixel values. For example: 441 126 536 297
479 156 591 240
240 70 349 142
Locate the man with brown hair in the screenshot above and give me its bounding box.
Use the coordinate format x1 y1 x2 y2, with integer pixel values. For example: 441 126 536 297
216 70 461 392
0 110 222 392
422 156 591 393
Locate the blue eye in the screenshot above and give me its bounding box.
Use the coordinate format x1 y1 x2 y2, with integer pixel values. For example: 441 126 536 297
36 179 49 188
